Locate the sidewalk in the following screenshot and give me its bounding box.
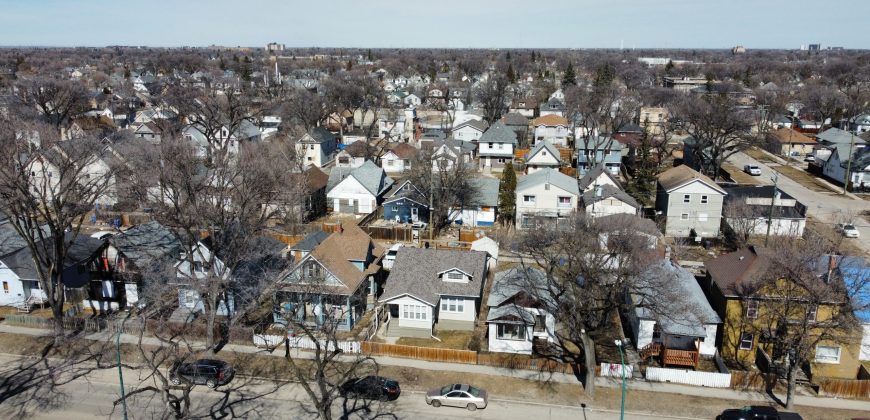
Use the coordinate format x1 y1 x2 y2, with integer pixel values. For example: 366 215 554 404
1 323 868 412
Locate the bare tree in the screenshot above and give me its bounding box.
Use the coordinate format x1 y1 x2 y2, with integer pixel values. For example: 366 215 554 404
722 200 765 248
405 146 479 230
676 94 755 180
475 74 510 124
16 79 91 129
282 88 328 133
0 116 114 345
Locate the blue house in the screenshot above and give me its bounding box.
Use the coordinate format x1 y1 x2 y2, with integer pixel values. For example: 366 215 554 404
383 181 430 224
576 136 623 176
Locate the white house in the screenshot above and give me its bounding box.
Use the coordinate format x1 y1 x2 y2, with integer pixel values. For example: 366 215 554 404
477 122 517 171
821 144 870 188
452 119 488 143
327 160 394 214
516 168 580 229
722 185 807 238
627 259 721 357
432 140 475 172
448 177 500 227
380 143 417 174
531 115 570 147
524 140 561 174
580 185 640 218
403 94 422 107
486 267 556 355
549 89 565 102
295 127 338 169
578 164 622 192
335 140 370 169
381 248 488 337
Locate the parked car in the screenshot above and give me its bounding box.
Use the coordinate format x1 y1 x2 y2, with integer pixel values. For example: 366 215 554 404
804 154 815 162
744 165 762 176
426 384 487 411
340 376 401 400
838 223 860 238
716 406 803 420
169 359 234 389
383 244 402 270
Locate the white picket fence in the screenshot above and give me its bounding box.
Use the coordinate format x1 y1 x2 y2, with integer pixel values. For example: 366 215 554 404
599 362 633 378
253 334 361 354
645 366 732 388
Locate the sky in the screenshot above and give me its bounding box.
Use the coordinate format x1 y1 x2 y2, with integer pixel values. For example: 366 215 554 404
1 0 869 49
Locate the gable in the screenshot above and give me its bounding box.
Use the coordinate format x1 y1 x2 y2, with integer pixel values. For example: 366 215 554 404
527 148 560 165
328 175 375 198
670 179 724 195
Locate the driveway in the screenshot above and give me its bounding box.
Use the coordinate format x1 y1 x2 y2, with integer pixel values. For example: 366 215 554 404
727 152 870 253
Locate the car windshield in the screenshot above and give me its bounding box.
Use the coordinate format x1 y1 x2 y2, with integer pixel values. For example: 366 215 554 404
467 386 481 397
846 225 856 230
440 385 453 395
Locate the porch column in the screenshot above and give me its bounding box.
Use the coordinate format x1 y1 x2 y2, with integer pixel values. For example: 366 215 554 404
346 296 353 328
316 295 324 325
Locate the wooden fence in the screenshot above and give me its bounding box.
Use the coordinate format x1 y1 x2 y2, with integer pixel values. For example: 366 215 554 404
361 341 478 364
817 377 870 400
5 314 104 333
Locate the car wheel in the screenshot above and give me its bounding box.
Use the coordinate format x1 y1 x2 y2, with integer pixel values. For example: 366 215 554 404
170 377 181 386
467 403 477 411
431 400 441 408
205 379 216 389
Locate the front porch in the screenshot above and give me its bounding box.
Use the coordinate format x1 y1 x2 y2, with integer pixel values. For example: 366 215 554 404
639 337 702 369
273 291 363 332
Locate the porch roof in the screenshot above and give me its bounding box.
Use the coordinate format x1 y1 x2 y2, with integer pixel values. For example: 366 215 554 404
486 305 535 325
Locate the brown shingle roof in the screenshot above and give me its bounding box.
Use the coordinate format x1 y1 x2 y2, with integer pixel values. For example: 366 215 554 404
388 143 418 160
532 115 568 126
769 128 816 145
304 166 329 191
657 164 725 194
704 247 772 296
304 223 383 295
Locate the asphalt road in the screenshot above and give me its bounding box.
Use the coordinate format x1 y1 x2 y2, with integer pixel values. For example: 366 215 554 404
727 151 870 252
0 353 697 420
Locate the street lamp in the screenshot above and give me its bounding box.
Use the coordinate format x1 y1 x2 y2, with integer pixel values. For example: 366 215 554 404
614 339 626 420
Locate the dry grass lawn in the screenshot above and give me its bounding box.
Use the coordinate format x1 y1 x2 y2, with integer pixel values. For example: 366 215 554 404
774 165 836 193
745 147 779 163
722 163 761 185
395 330 473 349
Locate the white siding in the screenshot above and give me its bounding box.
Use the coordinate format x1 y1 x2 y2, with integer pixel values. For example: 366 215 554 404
488 323 533 354
389 295 433 330
0 262 27 306
700 324 718 356
327 176 377 214
381 152 408 173
646 367 731 388
526 150 560 167
516 182 578 228
635 319 656 350
584 199 637 218
437 296 476 322
860 324 870 361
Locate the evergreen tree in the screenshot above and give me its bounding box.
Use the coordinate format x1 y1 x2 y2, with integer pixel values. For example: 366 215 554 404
531 51 537 63
506 51 512 60
664 59 675 75
346 60 353 71
367 49 373 61
498 163 517 226
562 63 576 87
506 63 516 84
593 62 614 87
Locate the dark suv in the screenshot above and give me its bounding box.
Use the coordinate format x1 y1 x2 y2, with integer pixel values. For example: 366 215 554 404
169 359 234 389
717 406 803 420
340 376 401 400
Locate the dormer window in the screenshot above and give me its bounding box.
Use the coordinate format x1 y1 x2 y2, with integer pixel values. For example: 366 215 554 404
440 268 469 283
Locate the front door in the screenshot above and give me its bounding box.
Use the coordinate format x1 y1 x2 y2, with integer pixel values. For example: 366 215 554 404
411 207 419 222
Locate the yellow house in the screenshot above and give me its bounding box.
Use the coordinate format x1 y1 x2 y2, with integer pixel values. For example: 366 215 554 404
703 247 864 380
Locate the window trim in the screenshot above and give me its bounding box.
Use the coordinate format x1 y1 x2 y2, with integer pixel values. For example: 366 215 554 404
496 323 527 341
680 213 689 220
739 332 754 351
523 195 536 204
745 300 759 319
814 345 841 364
683 194 691 204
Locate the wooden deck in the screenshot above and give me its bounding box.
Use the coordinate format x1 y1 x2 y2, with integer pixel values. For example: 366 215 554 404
639 342 700 369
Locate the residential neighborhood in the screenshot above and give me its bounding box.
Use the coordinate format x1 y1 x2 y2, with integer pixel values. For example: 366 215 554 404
1 12 870 420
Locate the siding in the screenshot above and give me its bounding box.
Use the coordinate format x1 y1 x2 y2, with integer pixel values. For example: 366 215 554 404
389 295 433 330
663 182 725 238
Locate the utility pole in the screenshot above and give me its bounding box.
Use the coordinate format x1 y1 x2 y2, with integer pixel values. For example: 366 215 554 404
765 173 779 247
843 131 856 195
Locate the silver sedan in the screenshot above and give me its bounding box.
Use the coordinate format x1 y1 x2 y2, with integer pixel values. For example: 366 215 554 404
425 383 488 411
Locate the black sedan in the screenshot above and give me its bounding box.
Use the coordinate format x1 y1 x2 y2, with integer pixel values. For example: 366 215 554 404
169 359 234 389
340 376 401 401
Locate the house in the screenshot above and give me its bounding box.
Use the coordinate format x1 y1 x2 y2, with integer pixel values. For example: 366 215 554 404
133 122 162 143
639 106 668 136
811 256 870 362
578 163 622 193
655 165 726 238
509 98 538 118
704 248 866 379
0 226 105 310
486 267 556 355
477 122 517 171
381 248 488 337
452 119 488 143
327 160 395 214
663 76 708 92
383 181 430 224
501 112 530 147
106 221 182 308
524 140 562 173
549 89 565 102
820 143 870 188
722 185 807 238
302 166 329 221
296 127 339 168
581 185 640 218
432 139 475 172
765 128 816 158
576 137 623 176
403 93 422 107
275 223 383 330
380 143 417 174
449 177 500 227
531 115 570 147
289 230 329 264
849 114 870 134
538 98 566 117
628 259 721 368
516 168 580 229
335 140 371 169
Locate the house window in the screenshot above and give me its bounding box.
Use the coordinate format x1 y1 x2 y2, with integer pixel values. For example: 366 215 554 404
815 345 841 363
544 183 550 190
2 281 7 294
403 304 426 320
542 151 547 156
387 159 395 166
523 195 536 204
807 305 818 322
701 195 708 204
680 213 689 220
440 297 464 313
739 332 754 350
558 196 571 208
193 261 206 273
745 300 759 319
497 323 526 340
310 145 315 150
683 194 691 203
534 315 546 333
447 272 464 281
488 142 493 148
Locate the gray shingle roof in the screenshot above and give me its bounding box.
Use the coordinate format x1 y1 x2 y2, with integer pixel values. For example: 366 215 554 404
487 267 553 307
327 161 394 196
518 168 579 196
301 127 337 144
581 184 640 209
290 231 329 252
382 248 488 306
454 119 489 132
110 221 182 268
479 121 518 145
816 127 866 145
501 112 529 126
471 177 500 207
578 163 621 190
1 234 103 286
525 140 561 163
633 260 721 337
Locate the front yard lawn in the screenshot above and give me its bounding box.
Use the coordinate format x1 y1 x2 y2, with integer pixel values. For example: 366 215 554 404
396 330 474 350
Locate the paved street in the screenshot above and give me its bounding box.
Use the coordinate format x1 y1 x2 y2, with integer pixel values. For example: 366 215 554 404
727 151 870 252
0 353 695 420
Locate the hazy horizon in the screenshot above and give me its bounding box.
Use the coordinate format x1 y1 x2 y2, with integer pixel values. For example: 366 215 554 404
1 0 868 50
